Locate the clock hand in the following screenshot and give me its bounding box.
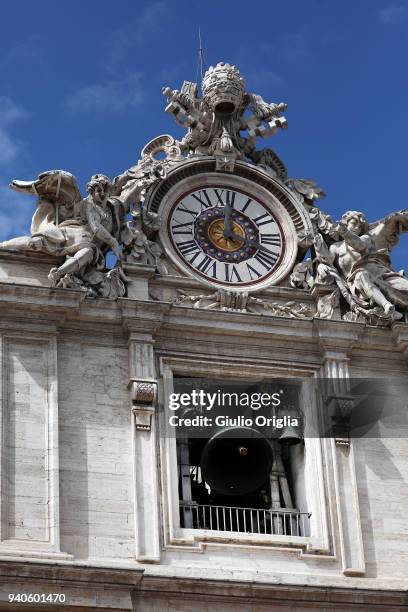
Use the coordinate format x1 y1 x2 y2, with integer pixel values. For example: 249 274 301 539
247 238 275 256
228 232 276 256
223 202 233 238
228 231 246 243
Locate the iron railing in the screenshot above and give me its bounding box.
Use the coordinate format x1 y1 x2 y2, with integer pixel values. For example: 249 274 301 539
180 502 311 536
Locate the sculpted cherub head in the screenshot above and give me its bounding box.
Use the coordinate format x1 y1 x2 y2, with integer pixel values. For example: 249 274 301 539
86 174 113 205
341 211 369 236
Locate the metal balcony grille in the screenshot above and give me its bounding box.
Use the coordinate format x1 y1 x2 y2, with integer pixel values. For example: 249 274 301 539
180 502 311 536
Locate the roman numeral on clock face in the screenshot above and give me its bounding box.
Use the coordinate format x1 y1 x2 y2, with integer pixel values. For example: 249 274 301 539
253 212 273 227
240 197 252 213
196 255 217 277
169 185 285 287
224 263 242 283
246 263 262 280
178 240 200 256
254 249 278 269
171 220 193 235
260 232 281 246
213 189 236 207
190 190 212 210
177 203 198 218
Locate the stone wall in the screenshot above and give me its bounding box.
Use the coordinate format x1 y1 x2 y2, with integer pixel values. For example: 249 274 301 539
0 259 407 609
355 437 408 579
58 334 134 561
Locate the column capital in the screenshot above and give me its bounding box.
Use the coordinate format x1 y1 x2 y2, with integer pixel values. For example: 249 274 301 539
120 299 171 337
313 318 364 358
392 323 408 361
322 350 350 363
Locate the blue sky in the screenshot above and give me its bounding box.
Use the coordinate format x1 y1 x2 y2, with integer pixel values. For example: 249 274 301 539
1 0 408 268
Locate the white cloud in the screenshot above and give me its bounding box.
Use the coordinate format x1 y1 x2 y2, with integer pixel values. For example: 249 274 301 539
0 182 33 242
106 2 167 72
64 2 167 117
0 98 32 240
0 97 28 126
0 129 20 165
246 69 285 93
65 73 144 115
379 4 407 24
0 97 29 166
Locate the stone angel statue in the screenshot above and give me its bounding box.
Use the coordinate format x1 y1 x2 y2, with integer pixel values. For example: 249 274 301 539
313 209 408 322
0 170 137 297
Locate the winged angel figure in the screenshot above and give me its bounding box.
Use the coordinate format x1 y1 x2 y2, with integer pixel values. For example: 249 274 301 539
311 209 408 322
0 170 138 297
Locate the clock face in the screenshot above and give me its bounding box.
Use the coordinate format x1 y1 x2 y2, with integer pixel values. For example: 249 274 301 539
167 185 285 288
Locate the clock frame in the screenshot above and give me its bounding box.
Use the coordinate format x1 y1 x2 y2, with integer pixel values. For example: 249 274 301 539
146 160 312 292
167 184 286 288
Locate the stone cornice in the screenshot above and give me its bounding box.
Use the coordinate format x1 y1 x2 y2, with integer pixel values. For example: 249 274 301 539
0 559 144 587
150 273 315 302
0 282 85 311
120 298 172 338
0 249 63 266
313 318 365 358
137 575 408 608
0 283 406 360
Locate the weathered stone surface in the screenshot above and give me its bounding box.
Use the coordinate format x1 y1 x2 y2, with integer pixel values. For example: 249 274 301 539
58 337 133 560
0 277 406 607
0 60 407 610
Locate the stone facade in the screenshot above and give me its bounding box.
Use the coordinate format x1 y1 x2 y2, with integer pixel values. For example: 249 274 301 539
0 260 406 610
0 62 407 611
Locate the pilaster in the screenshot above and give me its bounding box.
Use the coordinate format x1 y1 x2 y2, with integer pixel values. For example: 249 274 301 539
315 320 366 577
0 325 71 560
122 303 169 563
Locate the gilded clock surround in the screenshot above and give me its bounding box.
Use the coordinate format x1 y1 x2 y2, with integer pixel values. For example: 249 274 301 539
194 204 261 263
208 217 244 251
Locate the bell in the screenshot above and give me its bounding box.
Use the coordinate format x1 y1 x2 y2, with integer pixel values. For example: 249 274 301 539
200 427 273 496
278 425 303 445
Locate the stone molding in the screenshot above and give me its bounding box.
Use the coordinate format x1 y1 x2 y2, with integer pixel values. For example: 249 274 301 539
319 351 366 577
134 575 408 611
126 328 161 563
0 561 143 611
0 281 406 361
158 357 332 558
0 332 67 558
0 562 406 610
0 279 404 587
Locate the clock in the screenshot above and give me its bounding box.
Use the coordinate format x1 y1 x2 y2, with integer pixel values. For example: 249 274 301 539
168 185 285 287
155 167 302 291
